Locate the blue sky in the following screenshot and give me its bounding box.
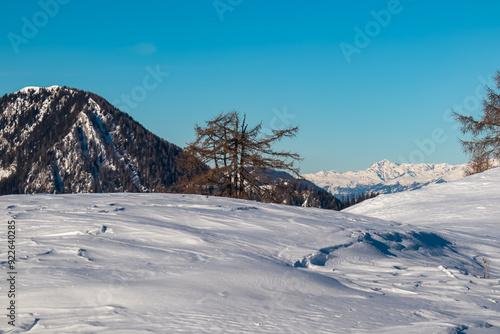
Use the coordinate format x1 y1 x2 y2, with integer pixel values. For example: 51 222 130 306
1 1 500 173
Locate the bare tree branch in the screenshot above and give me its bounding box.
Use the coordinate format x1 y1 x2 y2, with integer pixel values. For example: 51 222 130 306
454 71 500 175
182 110 302 200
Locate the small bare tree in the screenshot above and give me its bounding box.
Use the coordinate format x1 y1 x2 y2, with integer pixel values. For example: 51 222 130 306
182 111 301 201
454 71 500 175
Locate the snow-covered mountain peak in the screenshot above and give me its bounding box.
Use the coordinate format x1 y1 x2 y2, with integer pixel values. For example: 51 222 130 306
367 159 404 181
0 87 185 194
369 159 394 169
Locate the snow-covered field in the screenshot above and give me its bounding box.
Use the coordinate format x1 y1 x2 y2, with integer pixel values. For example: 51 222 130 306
1 169 499 333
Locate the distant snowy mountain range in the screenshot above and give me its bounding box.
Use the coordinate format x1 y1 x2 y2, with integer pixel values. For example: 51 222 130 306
302 159 471 198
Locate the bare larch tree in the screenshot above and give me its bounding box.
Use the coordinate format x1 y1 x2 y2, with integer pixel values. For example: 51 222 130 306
454 71 500 175
181 111 301 200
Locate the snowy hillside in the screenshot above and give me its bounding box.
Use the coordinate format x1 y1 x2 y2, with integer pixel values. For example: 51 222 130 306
302 159 468 198
345 166 500 232
1 170 499 333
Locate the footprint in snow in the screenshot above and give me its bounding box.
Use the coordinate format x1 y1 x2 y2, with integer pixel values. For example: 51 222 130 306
77 248 93 261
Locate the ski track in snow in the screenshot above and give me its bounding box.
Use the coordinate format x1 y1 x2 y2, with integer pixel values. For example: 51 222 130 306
0 170 499 332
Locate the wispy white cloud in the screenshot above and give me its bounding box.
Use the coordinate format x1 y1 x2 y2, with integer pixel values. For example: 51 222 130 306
131 42 157 56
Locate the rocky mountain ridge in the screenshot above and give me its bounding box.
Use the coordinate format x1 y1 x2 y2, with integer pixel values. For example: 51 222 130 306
0 86 185 194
